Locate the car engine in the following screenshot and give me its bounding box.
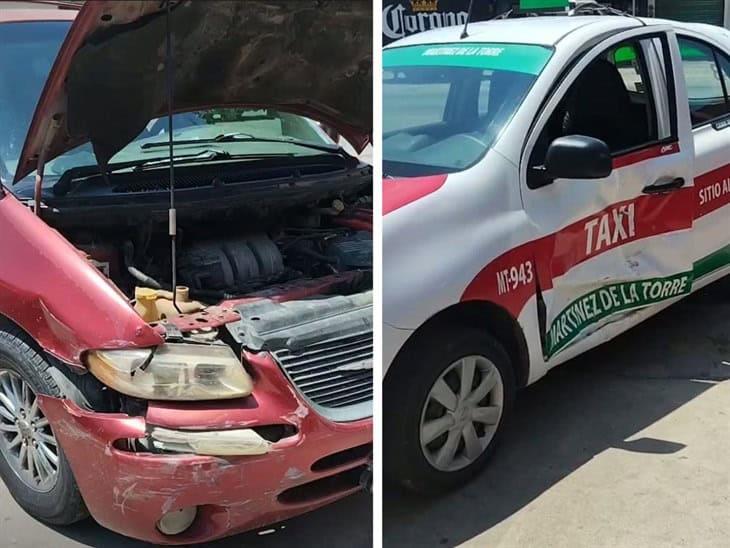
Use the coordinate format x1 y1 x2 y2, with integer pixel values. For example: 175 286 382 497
70 203 372 304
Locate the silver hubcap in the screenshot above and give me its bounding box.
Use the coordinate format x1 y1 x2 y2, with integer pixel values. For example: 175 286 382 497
419 355 504 472
0 370 58 492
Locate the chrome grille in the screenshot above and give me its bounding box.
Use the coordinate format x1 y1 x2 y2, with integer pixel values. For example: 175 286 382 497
272 332 373 419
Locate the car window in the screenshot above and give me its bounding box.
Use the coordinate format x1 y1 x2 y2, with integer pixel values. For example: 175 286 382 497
614 44 648 94
382 77 450 133
719 54 730 101
0 21 72 183
383 43 553 177
24 108 335 188
530 39 659 180
677 38 729 127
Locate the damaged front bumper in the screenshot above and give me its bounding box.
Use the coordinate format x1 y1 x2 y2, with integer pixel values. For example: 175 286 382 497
38 350 372 545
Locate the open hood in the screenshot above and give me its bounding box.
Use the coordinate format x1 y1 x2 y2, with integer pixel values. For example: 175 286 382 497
14 0 372 182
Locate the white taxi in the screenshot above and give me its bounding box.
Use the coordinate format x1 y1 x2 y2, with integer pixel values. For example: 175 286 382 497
383 14 730 492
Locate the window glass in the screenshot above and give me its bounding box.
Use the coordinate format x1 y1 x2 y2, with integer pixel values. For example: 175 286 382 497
382 74 449 133
614 44 647 94
383 43 553 177
714 51 730 109
12 108 336 196
530 39 658 179
0 21 72 183
677 38 728 126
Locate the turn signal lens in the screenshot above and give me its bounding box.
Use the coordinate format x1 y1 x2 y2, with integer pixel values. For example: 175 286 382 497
87 343 252 400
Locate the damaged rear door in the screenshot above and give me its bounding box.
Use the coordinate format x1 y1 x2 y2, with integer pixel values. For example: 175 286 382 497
521 27 695 362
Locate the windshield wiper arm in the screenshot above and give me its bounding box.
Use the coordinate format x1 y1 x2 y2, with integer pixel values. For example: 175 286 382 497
52 150 303 197
213 133 347 155
133 148 231 170
140 132 257 149
141 133 353 160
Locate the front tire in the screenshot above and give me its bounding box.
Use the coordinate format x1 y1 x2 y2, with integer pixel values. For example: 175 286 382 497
385 327 515 494
0 328 87 525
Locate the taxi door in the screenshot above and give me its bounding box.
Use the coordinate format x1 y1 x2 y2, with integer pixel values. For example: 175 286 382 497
520 28 695 363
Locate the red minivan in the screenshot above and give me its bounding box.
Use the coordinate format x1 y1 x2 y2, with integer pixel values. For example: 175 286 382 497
0 1 372 543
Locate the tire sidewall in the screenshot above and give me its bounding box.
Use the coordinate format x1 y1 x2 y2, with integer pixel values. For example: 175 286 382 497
0 331 84 524
385 327 516 494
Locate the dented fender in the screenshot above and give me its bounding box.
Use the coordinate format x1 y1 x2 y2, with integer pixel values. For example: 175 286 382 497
0 193 162 365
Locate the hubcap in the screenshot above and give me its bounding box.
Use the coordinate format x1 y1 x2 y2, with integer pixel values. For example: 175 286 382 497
419 355 504 472
0 370 59 492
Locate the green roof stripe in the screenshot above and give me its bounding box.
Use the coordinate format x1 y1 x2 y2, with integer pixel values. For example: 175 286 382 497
383 43 553 76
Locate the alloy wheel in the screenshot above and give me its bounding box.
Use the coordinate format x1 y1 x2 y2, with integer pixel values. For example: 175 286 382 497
419 355 504 472
0 370 59 492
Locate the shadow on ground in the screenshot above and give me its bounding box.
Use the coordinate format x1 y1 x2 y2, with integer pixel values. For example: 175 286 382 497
384 278 730 547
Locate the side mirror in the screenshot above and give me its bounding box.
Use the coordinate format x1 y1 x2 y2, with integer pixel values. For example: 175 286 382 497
544 135 612 181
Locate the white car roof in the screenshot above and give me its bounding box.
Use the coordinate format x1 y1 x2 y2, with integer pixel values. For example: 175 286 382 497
384 15 730 50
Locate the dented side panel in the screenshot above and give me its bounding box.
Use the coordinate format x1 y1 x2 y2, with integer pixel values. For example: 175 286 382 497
0 193 163 364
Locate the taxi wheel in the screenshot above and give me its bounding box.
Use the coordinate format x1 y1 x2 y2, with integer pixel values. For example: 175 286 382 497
0 327 87 525
385 327 515 494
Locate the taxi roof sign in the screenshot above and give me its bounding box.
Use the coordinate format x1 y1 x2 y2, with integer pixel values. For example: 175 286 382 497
519 0 570 9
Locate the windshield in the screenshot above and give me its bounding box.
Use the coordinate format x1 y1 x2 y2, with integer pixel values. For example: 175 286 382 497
39 108 336 182
0 20 72 183
383 43 553 177
0 23 339 194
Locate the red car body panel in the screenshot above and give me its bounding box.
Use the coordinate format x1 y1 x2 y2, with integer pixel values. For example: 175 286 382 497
0 192 163 365
38 352 371 544
382 175 448 215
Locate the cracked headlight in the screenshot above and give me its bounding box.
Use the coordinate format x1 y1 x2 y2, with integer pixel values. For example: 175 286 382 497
86 343 253 401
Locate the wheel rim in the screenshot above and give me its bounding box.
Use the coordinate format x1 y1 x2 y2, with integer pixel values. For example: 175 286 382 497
419 355 504 472
0 370 59 492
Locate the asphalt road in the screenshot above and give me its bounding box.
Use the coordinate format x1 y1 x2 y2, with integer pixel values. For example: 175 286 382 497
385 277 730 547
0 490 372 547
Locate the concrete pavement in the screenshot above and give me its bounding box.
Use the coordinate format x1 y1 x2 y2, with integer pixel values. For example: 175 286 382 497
385 277 730 547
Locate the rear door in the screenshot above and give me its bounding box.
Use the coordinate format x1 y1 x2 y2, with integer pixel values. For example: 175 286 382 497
673 33 730 287
521 28 695 363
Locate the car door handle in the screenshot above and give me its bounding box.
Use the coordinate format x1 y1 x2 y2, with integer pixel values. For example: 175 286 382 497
642 177 685 195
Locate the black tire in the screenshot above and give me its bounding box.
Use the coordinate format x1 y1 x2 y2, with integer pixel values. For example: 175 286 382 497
0 327 87 525
384 327 516 494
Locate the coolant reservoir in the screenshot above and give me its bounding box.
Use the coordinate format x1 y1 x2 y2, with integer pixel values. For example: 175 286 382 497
134 287 160 322
134 286 204 321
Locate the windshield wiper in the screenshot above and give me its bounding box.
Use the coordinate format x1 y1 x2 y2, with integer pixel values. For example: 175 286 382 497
132 148 231 170
141 132 352 160
140 132 255 149
53 149 297 196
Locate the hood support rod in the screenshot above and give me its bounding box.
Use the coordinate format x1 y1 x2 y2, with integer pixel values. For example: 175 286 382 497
33 116 61 217
165 1 181 313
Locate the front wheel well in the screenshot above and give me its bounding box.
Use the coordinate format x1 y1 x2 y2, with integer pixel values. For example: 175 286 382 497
391 301 530 388
0 312 107 410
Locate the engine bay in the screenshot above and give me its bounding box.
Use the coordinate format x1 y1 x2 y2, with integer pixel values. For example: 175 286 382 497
67 196 372 311
34 156 373 419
